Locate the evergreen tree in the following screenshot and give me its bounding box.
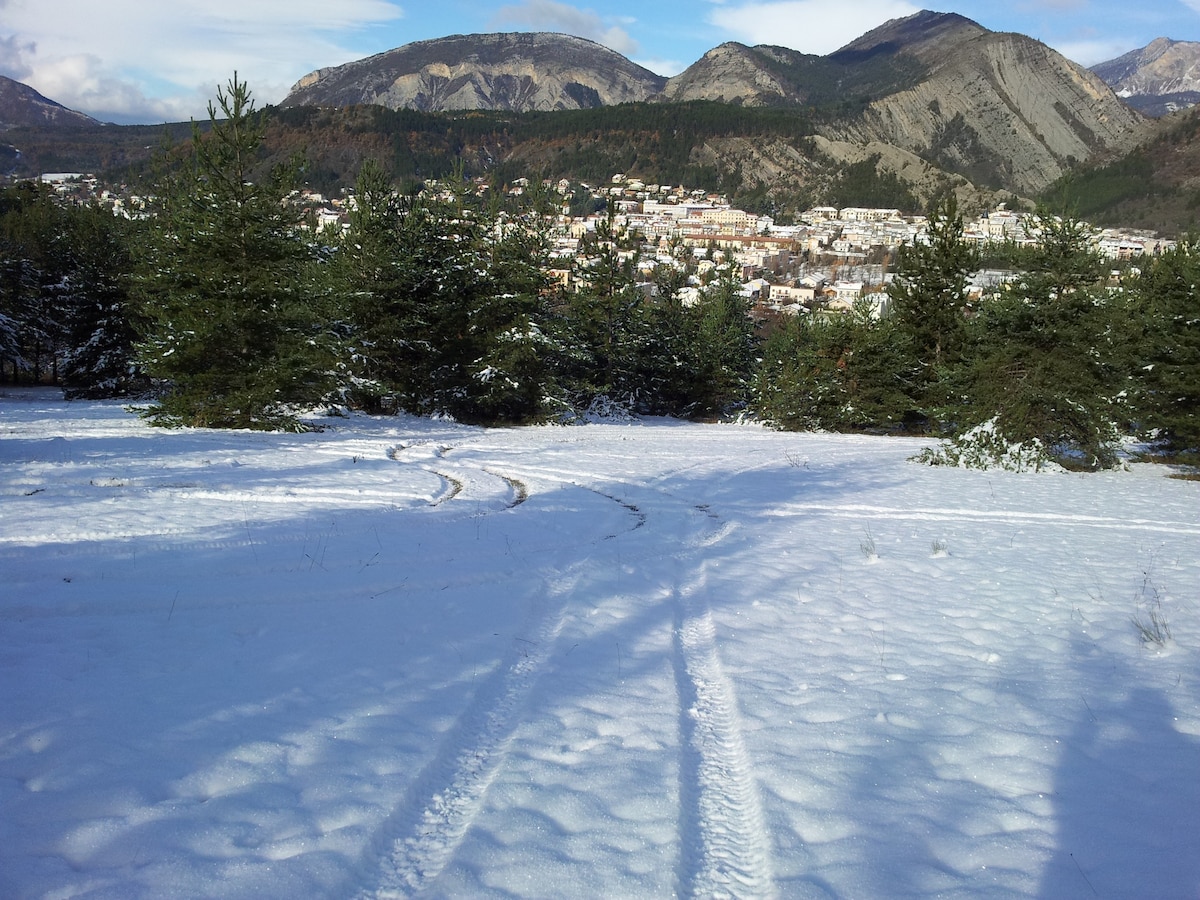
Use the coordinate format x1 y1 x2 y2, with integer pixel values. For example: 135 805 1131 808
956 214 1122 468
633 271 702 416
887 196 976 423
1129 240 1200 454
459 200 556 423
755 302 916 432
134 74 334 429
59 206 145 398
334 160 422 410
335 165 555 423
560 204 650 409
0 182 69 384
687 270 758 417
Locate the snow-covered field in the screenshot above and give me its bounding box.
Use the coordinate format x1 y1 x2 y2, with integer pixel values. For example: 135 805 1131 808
2 388 1198 900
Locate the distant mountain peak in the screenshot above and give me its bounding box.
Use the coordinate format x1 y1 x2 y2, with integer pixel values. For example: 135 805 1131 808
0 75 98 128
1092 37 1200 116
283 32 666 113
831 10 987 62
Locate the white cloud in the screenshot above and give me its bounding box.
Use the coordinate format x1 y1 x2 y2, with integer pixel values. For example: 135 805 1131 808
1051 38 1137 66
707 0 921 54
490 1 640 56
633 55 687 77
0 0 404 122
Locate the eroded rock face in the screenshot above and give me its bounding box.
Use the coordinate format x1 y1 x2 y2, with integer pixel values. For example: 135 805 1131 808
660 43 795 106
1094 38 1200 97
283 33 666 113
825 32 1146 194
1092 38 1200 116
279 15 1151 198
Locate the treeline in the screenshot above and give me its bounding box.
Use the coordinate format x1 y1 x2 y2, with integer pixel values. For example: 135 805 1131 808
0 179 143 397
757 203 1200 467
2 77 755 430
3 76 1197 467
264 100 819 204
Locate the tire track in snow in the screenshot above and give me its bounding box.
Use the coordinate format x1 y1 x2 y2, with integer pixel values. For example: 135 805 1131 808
390 442 531 511
674 582 776 899
484 465 777 896
666 503 775 900
357 575 567 898
765 502 1200 536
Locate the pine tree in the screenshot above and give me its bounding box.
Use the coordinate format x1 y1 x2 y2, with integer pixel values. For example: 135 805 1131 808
561 204 650 409
687 270 758 417
1130 240 1200 454
755 302 916 432
335 165 555 423
887 196 976 423
334 160 422 410
134 74 333 429
0 182 69 385
633 272 702 417
459 201 556 423
59 206 145 398
957 214 1122 468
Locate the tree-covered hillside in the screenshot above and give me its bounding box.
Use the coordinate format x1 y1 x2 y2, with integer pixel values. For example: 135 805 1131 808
1043 107 1200 235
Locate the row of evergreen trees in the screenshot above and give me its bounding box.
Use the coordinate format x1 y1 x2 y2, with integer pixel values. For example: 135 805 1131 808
2 75 1197 467
2 77 755 430
757 202 1200 466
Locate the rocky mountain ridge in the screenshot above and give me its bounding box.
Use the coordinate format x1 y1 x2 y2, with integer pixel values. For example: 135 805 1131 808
284 32 665 112
1091 38 1200 116
824 17 1145 195
281 12 1146 196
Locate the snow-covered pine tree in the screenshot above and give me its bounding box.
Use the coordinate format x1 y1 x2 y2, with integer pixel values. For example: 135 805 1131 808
1130 240 1200 455
134 74 333 429
958 214 1121 469
59 206 145 398
887 196 976 423
0 182 68 385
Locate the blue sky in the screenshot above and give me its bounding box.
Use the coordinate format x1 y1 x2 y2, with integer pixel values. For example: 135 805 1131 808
3 0 1200 124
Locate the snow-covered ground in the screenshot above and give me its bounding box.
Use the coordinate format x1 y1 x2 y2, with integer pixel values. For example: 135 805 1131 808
2 388 1198 899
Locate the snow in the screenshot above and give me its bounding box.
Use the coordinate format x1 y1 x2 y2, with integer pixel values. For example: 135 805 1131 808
2 387 1198 899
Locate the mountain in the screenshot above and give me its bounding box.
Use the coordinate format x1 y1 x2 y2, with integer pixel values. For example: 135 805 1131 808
817 12 1146 195
0 76 98 128
281 14 1146 198
1092 38 1200 117
283 32 666 112
8 13 1175 226
657 38 930 108
658 43 809 106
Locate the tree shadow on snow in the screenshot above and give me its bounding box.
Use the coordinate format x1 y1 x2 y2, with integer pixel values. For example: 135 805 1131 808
1037 682 1200 899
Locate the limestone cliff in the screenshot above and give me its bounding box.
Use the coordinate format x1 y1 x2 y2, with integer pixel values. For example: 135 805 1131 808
659 43 803 106
283 33 666 113
1092 38 1200 116
823 28 1146 194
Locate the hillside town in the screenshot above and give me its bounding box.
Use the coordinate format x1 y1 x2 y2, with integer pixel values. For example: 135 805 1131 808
34 169 1178 323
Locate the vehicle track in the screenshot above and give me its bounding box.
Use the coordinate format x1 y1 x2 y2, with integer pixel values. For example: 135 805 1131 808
536 472 778 898
765 502 1200 536
671 513 777 900
354 454 782 897
357 569 571 898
